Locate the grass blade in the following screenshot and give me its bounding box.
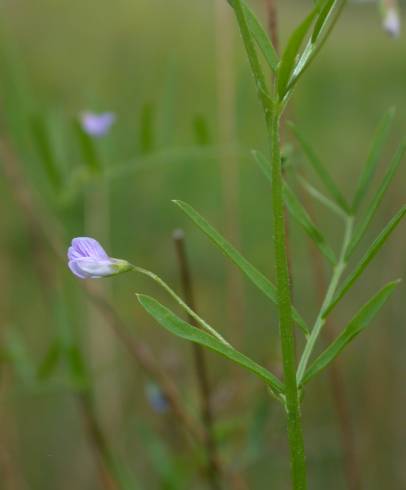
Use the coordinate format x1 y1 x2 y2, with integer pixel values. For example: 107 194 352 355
173 199 309 334
325 205 406 316
289 122 349 212
253 150 336 264
347 142 405 258
302 280 400 384
137 294 284 395
352 107 396 212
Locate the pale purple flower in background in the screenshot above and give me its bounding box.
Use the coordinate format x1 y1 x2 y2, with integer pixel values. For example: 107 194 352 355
145 382 169 414
80 111 116 137
380 0 400 37
68 237 132 279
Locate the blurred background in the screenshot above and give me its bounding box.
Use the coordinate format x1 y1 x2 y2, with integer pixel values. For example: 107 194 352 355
0 0 405 488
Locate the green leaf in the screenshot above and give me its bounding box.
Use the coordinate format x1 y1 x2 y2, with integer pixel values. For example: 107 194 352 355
289 122 349 212
302 280 399 384
352 107 396 212
137 294 284 395
73 120 102 174
298 177 348 219
253 150 336 264
30 115 63 191
347 142 405 258
312 0 336 42
325 205 406 316
173 200 309 334
289 0 345 94
193 114 210 145
277 8 318 100
37 341 61 380
139 102 156 154
241 1 279 72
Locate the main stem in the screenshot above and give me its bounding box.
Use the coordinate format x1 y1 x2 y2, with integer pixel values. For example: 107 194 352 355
269 109 307 489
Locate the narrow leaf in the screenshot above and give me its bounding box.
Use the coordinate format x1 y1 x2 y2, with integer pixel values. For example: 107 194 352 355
37 341 61 380
193 115 210 146
303 280 399 384
277 8 318 100
312 0 336 42
347 142 405 258
352 107 396 212
73 120 102 174
139 102 155 154
289 123 349 212
242 1 279 71
253 150 336 264
325 206 406 316
31 115 63 191
174 200 309 334
298 177 348 219
138 294 284 395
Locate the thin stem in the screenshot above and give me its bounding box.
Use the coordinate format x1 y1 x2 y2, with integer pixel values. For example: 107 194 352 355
132 266 231 346
173 229 222 490
269 109 307 489
232 1 306 486
297 216 354 384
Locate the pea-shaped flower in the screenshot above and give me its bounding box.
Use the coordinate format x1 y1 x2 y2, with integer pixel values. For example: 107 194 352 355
68 237 132 279
80 111 116 137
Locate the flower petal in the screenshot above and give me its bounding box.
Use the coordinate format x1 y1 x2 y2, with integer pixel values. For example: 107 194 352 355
71 237 109 259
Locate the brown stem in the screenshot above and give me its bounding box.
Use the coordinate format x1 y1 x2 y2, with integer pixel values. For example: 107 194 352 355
172 229 222 490
266 0 279 54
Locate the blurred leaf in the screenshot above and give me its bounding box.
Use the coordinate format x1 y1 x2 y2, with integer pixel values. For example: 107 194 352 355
30 114 63 191
4 329 35 385
253 150 336 264
277 8 318 100
347 142 405 258
298 177 347 219
173 200 309 334
325 205 406 316
352 107 396 212
303 280 400 384
138 424 188 489
73 120 102 174
137 294 284 395
140 102 156 154
193 115 210 145
289 123 349 212
37 340 61 381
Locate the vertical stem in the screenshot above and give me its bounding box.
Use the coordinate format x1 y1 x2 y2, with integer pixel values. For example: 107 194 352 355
269 110 307 489
172 229 222 490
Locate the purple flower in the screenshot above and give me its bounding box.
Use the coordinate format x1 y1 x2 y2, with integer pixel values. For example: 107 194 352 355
383 7 401 38
80 111 116 137
67 237 132 279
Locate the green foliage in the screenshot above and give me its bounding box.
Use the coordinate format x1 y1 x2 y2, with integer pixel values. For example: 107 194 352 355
173 199 309 334
137 294 285 396
302 280 400 384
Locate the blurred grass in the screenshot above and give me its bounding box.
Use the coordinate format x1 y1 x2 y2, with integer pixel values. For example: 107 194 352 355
0 0 405 488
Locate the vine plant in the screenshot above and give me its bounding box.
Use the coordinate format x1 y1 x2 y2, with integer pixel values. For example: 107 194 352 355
68 1 405 487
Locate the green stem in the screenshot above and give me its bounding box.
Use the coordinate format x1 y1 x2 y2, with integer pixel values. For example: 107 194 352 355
231 0 306 486
297 216 354 384
132 266 231 347
269 109 307 490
